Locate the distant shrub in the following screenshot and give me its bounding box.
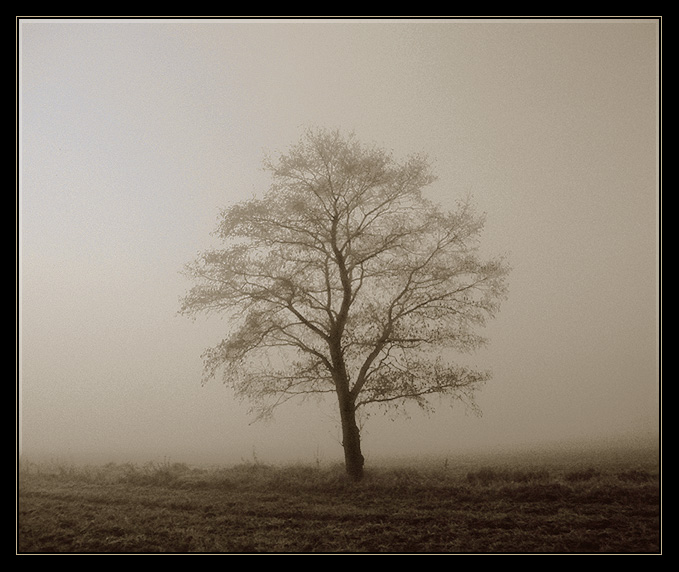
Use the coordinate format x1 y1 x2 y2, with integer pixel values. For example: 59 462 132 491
109 459 194 487
616 469 656 483
503 482 570 502
510 469 550 483
564 467 600 482
466 467 550 486
269 463 340 490
467 467 502 485
206 461 352 492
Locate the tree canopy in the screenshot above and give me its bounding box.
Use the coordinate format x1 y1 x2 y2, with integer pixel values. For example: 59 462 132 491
181 128 509 478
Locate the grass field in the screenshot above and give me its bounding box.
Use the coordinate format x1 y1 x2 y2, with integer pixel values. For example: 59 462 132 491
17 444 660 554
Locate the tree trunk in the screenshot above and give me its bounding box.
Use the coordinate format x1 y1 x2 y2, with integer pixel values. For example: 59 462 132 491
328 297 364 480
339 396 364 481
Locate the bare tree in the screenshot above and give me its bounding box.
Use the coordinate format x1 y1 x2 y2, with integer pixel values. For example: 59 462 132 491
181 128 509 480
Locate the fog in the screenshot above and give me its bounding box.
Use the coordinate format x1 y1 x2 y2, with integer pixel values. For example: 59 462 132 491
18 18 660 467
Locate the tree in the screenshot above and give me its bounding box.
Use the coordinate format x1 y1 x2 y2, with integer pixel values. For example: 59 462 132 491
180 128 509 480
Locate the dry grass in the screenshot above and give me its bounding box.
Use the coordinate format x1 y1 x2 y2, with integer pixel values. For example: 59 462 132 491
17 448 660 554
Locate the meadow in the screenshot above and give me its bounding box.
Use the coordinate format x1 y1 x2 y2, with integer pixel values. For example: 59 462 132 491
17 443 660 554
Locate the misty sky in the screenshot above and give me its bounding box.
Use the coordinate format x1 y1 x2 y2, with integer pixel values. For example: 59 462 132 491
18 18 660 466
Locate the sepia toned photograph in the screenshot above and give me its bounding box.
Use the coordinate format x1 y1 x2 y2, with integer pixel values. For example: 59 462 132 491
17 16 661 554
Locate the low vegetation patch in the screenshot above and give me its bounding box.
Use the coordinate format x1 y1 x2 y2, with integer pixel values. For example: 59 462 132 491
17 451 660 554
